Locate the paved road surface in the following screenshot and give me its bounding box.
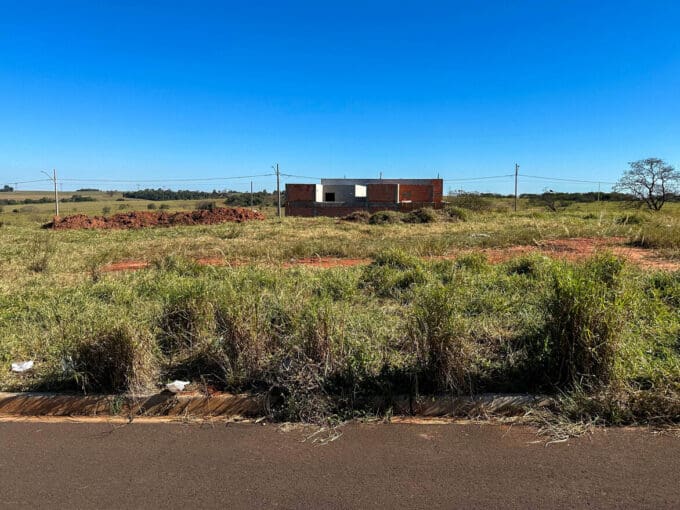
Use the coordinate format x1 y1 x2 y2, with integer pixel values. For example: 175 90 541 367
1 420 678 509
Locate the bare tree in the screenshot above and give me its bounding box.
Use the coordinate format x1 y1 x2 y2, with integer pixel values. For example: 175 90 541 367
614 158 679 211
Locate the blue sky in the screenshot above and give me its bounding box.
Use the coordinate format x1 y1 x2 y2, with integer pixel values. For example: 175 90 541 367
1 1 679 193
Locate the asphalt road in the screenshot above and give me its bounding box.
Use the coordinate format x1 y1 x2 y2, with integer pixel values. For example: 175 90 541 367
0 420 678 509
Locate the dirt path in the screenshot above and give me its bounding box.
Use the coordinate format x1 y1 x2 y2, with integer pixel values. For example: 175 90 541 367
101 237 679 273
1 422 678 509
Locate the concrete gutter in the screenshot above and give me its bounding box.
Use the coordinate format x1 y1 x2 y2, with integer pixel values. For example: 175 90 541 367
0 391 552 419
0 392 265 418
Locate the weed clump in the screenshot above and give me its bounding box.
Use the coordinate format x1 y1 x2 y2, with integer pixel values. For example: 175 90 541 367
542 255 626 388
342 210 371 223
631 222 680 249
71 326 157 393
505 255 548 277
410 284 475 394
369 210 402 225
158 295 216 355
444 206 469 222
455 253 488 272
615 213 645 225
403 208 438 224
361 249 427 299
26 234 54 273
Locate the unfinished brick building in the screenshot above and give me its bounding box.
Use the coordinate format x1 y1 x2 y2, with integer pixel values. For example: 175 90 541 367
285 178 443 217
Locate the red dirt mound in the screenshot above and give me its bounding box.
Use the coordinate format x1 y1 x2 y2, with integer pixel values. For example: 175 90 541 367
44 207 265 230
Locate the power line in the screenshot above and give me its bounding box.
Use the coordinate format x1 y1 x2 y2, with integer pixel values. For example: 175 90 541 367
3 178 53 185
281 173 516 182
443 174 514 182
279 173 322 180
58 173 275 183
519 174 617 185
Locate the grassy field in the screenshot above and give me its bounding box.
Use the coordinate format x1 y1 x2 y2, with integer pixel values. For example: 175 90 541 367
1 193 679 427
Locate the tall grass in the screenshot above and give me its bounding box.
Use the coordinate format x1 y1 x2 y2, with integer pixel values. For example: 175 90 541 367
542 255 626 388
1 208 680 425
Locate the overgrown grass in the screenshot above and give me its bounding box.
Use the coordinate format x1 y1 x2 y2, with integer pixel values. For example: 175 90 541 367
1 248 678 426
1 200 679 425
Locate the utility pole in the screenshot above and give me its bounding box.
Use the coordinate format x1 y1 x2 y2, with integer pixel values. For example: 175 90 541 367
514 163 519 212
275 163 281 218
41 169 59 216
250 181 253 208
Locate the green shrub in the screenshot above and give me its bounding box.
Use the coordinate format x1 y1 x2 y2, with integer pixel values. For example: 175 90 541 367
505 255 549 277
147 203 157 210
444 206 469 222
102 206 111 215
647 271 680 308
455 253 488 272
159 203 170 210
447 193 495 212
403 208 438 224
361 249 427 299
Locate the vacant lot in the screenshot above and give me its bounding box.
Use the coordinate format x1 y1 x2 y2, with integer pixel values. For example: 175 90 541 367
1 196 679 426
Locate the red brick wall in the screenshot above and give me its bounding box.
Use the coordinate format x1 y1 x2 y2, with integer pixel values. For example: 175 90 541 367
367 183 398 202
285 202 442 217
399 184 433 203
286 184 316 202
431 179 443 203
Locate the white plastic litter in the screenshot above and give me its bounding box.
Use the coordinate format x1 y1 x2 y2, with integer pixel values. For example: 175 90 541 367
11 360 34 373
166 380 190 393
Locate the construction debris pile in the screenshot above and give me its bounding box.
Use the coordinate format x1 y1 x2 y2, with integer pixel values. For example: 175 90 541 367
44 207 265 230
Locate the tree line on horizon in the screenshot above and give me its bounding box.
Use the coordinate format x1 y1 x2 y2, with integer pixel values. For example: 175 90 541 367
122 188 281 207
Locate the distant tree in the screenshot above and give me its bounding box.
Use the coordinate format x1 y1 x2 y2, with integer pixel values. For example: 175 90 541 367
538 189 560 212
614 158 679 211
1 185 14 192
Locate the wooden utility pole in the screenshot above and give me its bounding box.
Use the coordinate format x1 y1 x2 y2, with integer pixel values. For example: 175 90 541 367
42 169 59 216
514 163 519 212
250 180 253 208
275 163 281 218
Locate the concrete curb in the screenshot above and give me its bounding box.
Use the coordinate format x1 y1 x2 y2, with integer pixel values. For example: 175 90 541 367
0 391 552 419
0 391 265 418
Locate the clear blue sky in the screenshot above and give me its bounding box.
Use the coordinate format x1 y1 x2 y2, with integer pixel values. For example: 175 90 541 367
1 1 679 193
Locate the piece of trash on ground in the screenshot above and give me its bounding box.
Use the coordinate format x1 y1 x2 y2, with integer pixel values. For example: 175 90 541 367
11 360 34 373
166 380 191 393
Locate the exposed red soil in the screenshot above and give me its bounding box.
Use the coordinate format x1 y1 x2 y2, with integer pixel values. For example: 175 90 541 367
99 237 679 273
45 207 265 230
469 237 679 271
101 261 151 272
